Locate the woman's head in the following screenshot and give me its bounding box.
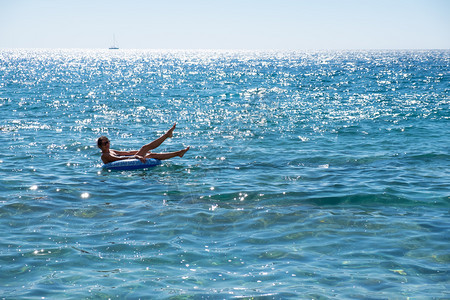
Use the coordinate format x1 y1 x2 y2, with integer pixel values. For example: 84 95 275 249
97 136 110 148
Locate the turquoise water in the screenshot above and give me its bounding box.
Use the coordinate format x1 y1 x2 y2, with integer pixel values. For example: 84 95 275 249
0 49 449 299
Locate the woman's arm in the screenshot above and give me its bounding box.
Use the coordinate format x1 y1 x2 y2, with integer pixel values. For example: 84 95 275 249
111 150 138 156
101 152 145 164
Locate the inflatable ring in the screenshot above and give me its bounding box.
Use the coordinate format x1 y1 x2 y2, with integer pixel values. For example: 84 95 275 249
102 158 162 171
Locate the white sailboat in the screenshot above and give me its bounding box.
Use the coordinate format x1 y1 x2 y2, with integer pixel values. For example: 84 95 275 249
109 34 119 50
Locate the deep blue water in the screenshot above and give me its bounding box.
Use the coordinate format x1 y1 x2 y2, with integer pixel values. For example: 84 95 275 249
0 49 449 299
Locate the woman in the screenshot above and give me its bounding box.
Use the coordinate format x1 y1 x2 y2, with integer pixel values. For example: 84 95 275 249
97 123 189 164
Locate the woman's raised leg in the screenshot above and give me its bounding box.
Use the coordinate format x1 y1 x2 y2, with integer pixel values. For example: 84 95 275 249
136 123 176 156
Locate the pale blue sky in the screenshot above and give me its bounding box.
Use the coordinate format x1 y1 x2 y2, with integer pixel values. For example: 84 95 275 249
0 0 449 49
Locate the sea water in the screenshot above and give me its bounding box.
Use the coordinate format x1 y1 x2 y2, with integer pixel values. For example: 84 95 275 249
0 49 448 299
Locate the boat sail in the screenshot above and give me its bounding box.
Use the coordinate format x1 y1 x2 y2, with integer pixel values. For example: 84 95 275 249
109 35 119 50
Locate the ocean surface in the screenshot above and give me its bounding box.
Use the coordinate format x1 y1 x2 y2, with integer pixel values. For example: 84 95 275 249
0 49 449 299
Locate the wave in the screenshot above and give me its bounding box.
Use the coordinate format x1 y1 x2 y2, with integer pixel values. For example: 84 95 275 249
193 191 449 208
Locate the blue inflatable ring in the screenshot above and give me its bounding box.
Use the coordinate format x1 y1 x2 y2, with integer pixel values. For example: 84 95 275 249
102 158 162 171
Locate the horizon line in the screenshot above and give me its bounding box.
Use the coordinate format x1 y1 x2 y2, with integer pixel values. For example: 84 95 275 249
1 47 449 51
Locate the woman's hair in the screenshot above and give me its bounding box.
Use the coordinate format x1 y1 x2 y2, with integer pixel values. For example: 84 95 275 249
97 136 108 148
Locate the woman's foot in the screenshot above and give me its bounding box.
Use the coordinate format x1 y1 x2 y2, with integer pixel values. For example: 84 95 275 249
178 146 190 158
166 123 176 138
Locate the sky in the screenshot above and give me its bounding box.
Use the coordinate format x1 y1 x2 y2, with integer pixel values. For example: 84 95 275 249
0 0 449 50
